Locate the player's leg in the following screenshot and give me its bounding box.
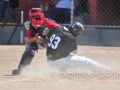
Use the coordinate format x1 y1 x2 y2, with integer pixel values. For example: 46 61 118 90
65 53 112 72
48 58 68 71
12 42 46 75
12 42 35 75
48 53 112 72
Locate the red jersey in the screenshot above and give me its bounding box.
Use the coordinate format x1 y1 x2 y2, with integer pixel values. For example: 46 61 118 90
26 19 60 36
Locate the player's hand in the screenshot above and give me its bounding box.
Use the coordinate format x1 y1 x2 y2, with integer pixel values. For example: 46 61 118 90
35 33 44 44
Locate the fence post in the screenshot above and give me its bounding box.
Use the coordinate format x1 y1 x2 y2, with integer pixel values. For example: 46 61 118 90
71 0 74 24
20 11 24 44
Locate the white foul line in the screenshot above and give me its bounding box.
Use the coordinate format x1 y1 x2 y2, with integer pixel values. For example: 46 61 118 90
0 76 39 85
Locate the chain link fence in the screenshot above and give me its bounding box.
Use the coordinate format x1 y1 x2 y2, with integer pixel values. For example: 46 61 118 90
0 0 119 28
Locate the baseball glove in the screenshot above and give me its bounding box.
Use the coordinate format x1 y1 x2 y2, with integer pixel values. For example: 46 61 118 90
36 36 48 48
36 36 44 44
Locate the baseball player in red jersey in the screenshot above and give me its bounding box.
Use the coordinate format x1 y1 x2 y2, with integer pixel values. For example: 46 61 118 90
12 8 60 75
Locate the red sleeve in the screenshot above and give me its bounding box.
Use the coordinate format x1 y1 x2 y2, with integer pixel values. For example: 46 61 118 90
45 19 60 29
26 30 33 36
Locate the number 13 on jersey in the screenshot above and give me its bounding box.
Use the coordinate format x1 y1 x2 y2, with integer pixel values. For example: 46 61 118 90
48 34 61 49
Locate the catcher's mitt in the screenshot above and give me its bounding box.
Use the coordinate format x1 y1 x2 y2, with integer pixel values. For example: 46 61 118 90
36 36 48 48
36 36 44 44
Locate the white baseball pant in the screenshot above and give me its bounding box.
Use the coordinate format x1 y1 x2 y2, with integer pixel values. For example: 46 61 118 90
47 53 112 72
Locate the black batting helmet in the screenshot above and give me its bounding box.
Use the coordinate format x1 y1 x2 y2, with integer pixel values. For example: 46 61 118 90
68 22 84 37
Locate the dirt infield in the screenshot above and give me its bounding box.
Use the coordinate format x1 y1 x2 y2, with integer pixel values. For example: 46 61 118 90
0 45 120 90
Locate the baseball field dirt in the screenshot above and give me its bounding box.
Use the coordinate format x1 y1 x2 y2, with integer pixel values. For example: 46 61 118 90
0 45 120 90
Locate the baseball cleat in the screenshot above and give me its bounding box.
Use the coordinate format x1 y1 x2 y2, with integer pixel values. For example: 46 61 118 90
12 68 21 75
